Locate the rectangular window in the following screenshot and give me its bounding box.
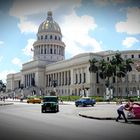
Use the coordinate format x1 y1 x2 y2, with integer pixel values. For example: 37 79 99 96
96 73 99 83
79 73 82 83
83 73 86 83
75 74 78 84
132 74 135 82
131 54 134 58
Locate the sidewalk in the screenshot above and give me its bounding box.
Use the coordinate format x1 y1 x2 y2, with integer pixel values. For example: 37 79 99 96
79 104 118 120
0 101 13 106
78 103 140 122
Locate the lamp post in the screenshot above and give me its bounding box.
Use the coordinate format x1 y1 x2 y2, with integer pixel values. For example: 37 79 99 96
50 79 57 96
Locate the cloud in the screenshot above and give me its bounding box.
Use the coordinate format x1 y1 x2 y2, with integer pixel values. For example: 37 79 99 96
12 57 22 67
61 11 102 57
18 17 38 33
0 41 4 45
9 0 81 33
116 7 140 34
92 0 125 7
22 39 35 57
122 37 139 48
0 70 16 83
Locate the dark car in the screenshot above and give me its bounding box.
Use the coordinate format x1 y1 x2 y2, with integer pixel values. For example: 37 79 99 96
75 97 96 107
41 96 59 113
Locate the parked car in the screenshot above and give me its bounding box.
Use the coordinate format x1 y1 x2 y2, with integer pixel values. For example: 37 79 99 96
41 96 59 113
127 103 140 119
27 97 41 104
75 97 96 107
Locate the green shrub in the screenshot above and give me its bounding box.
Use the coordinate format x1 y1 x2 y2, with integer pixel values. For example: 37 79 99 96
59 96 80 101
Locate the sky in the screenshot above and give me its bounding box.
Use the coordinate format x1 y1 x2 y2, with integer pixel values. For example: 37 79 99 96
0 0 140 83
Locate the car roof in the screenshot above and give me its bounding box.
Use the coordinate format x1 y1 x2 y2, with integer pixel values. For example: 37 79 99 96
43 96 58 98
81 97 91 99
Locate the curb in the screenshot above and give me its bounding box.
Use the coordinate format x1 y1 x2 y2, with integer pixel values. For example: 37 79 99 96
79 113 116 120
0 102 14 106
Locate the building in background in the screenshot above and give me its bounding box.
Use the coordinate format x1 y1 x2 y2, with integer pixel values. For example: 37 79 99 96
6 11 140 98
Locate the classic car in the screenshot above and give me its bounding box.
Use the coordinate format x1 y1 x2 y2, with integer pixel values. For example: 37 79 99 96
75 97 96 107
127 103 140 119
27 97 41 104
41 96 59 113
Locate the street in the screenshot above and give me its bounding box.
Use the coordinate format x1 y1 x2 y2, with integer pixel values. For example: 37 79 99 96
0 101 139 140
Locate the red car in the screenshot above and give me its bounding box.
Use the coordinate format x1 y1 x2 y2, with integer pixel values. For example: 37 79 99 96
127 103 140 119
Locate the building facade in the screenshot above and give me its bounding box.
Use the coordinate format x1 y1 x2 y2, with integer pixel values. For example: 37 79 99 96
6 11 140 98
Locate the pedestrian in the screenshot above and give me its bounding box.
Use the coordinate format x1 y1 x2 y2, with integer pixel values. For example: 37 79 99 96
116 101 128 123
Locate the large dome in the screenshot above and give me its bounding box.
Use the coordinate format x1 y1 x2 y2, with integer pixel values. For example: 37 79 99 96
38 11 61 34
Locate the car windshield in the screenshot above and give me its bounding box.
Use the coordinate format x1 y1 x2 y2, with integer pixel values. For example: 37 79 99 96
43 97 58 102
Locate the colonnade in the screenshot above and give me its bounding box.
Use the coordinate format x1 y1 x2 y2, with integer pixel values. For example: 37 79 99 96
46 70 71 87
34 44 64 56
24 73 35 87
46 67 87 87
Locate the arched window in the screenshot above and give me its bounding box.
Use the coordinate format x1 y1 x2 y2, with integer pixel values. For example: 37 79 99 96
55 36 57 40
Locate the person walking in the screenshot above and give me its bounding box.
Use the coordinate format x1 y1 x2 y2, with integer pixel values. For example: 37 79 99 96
116 101 128 123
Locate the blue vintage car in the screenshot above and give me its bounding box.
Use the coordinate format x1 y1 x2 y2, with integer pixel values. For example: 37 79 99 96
75 97 96 107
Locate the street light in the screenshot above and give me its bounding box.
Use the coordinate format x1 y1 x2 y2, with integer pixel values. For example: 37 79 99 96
49 78 58 96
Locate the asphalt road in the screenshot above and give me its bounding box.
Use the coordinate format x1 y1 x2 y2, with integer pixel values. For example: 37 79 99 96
0 102 139 140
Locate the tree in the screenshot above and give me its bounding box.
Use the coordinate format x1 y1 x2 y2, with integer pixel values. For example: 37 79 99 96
89 58 98 73
89 53 133 97
110 53 133 97
89 58 114 95
98 59 114 86
0 80 6 92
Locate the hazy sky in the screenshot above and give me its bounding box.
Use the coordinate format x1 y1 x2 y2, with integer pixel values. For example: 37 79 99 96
0 0 140 82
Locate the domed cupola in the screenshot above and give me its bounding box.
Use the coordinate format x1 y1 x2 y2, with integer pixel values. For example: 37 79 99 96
38 11 61 34
33 11 65 63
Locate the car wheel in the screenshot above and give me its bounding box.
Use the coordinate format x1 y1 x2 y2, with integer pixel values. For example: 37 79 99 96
42 109 45 113
56 106 59 112
82 103 86 107
91 104 94 107
75 104 78 107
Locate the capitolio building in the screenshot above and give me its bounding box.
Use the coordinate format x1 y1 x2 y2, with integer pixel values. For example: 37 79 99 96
6 11 140 98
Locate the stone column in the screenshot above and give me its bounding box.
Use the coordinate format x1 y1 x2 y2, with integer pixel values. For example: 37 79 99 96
70 69 73 85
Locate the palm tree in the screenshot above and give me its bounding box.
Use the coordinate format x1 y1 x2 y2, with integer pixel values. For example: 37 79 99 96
89 58 98 73
110 53 133 97
89 58 99 96
89 58 114 98
0 80 6 92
